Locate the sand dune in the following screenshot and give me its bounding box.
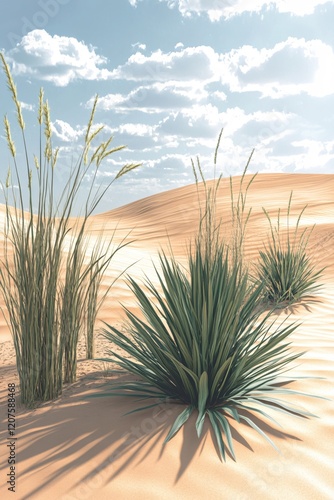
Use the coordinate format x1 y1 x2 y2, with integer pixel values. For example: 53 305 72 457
0 173 334 499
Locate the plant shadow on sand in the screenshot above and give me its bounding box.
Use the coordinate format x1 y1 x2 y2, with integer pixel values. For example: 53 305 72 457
259 295 324 317
2 372 305 499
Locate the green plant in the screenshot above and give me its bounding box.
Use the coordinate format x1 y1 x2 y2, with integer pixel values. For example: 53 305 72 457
83 230 132 360
84 237 111 360
228 152 257 273
0 53 140 407
191 129 256 273
254 192 324 307
96 139 316 461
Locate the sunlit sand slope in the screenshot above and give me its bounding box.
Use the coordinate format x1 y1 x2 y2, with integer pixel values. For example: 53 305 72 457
0 173 333 499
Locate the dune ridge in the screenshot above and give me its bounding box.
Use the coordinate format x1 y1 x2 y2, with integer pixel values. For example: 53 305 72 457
0 173 334 499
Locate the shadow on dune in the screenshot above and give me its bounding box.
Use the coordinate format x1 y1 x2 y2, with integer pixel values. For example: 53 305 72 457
2 371 307 499
259 296 324 316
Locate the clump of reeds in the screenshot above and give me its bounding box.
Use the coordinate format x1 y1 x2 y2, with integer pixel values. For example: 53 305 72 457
83 230 132 360
253 192 324 307
0 53 140 407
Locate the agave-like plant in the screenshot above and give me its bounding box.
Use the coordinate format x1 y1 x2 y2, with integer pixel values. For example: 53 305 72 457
97 143 317 460
100 239 317 461
254 192 324 307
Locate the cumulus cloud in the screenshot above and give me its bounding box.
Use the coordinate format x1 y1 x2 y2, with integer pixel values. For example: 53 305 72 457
132 42 146 51
220 37 334 98
78 38 334 101
51 116 161 152
51 120 84 142
138 0 334 21
291 139 334 172
157 104 223 140
115 123 161 151
142 153 190 178
110 46 220 83
87 82 209 113
51 120 116 145
20 102 34 112
231 110 295 148
160 106 293 144
212 91 227 102
4 29 113 86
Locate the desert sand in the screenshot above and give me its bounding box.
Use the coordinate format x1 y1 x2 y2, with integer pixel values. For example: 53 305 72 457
0 173 334 499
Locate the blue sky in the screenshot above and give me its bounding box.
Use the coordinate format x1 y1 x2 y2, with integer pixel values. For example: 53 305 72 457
1 0 334 214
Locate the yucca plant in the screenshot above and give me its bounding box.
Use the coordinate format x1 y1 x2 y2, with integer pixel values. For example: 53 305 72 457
96 139 316 461
254 192 324 307
0 53 140 407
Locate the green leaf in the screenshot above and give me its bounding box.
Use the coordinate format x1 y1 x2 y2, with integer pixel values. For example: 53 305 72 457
214 411 236 460
208 410 226 461
196 371 209 437
164 405 195 443
240 415 280 453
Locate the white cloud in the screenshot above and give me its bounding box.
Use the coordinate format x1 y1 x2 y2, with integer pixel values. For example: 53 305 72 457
291 139 334 171
20 102 34 112
132 42 146 51
157 104 223 141
212 91 227 102
51 120 84 142
115 123 161 151
51 115 160 154
220 37 334 97
110 46 220 83
87 82 209 113
146 153 189 175
51 120 115 145
168 106 293 145
269 0 334 15
4 29 113 86
157 0 334 21
231 110 295 146
119 123 154 136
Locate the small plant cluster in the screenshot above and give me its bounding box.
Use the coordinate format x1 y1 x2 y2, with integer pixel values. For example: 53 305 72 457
0 54 139 407
96 133 323 461
253 192 324 307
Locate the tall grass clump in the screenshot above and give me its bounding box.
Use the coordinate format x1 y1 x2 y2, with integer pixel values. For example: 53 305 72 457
254 192 324 307
97 136 316 461
84 237 111 360
83 231 131 360
0 54 140 407
191 129 255 271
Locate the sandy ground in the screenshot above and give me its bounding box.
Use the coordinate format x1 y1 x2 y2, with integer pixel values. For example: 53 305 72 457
0 173 334 499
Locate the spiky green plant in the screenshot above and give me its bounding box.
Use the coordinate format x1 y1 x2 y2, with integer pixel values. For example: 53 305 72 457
254 192 324 307
0 53 140 407
95 138 317 461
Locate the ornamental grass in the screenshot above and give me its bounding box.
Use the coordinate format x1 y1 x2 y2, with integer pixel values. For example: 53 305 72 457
0 53 140 407
253 192 324 307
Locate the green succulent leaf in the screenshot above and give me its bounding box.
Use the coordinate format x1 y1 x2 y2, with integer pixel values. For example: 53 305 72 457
164 405 195 443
